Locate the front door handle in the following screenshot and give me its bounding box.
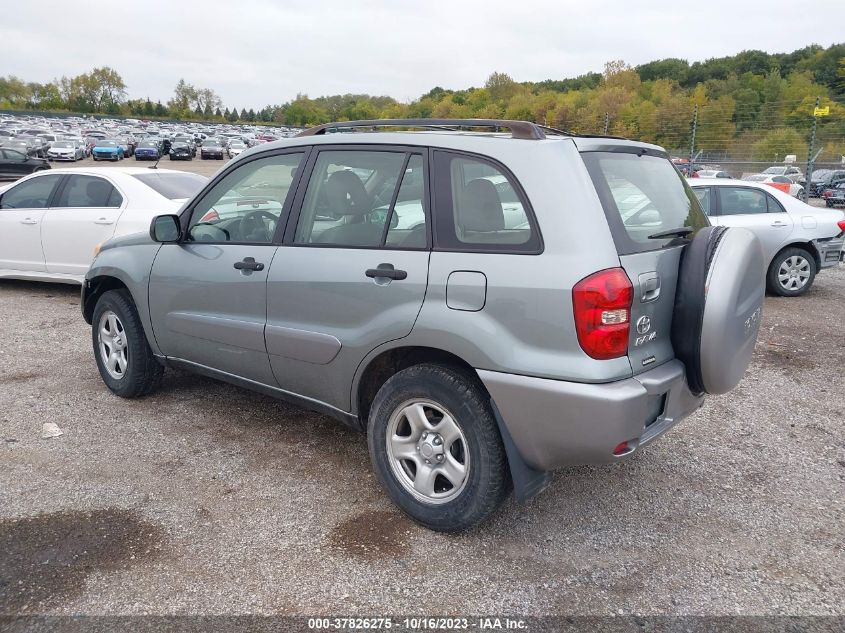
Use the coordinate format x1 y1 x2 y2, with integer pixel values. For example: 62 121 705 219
20 218 38 225
233 257 264 271
365 263 407 281
94 218 114 225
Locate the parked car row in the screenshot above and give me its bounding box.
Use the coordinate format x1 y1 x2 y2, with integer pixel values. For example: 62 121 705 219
0 113 301 166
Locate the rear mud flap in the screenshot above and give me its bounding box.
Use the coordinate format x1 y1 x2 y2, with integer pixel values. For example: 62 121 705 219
489 398 551 502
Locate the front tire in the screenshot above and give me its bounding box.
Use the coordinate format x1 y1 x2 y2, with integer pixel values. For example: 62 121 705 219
92 290 163 398
767 247 816 297
367 364 510 532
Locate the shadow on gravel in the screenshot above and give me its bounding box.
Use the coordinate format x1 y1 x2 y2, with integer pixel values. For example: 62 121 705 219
0 509 163 613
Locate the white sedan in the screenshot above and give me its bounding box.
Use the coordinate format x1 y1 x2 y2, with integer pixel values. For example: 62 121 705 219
741 173 804 198
690 178 845 296
0 167 207 284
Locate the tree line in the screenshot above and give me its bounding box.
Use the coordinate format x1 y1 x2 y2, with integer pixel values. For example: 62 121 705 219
2 43 844 160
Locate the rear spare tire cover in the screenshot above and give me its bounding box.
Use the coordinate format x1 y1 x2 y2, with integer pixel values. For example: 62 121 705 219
671 226 764 395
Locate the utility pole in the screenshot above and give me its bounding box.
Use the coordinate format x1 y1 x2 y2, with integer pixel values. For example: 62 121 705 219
603 112 609 135
803 96 820 202
688 105 698 177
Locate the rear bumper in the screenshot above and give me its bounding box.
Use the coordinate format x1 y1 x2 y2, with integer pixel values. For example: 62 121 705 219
479 359 704 471
813 236 845 269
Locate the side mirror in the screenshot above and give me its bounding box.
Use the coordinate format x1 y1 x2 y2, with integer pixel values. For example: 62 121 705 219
150 214 182 243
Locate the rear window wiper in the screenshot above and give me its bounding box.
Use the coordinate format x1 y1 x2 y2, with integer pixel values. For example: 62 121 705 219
647 227 694 240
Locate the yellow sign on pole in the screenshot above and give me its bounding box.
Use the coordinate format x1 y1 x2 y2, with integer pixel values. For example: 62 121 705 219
814 106 830 117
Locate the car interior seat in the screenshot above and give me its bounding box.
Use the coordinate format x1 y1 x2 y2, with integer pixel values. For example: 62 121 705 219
314 170 381 246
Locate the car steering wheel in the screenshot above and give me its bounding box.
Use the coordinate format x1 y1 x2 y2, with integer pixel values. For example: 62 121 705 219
240 209 279 241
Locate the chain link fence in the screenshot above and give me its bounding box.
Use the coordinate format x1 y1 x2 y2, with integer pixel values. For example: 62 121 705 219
552 96 844 188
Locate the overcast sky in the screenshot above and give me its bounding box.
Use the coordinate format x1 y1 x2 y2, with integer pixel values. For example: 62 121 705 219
4 0 841 111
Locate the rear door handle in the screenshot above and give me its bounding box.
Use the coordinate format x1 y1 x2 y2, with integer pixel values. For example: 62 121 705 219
366 263 407 281
20 218 38 225
94 218 114 225
771 221 788 227
233 257 264 271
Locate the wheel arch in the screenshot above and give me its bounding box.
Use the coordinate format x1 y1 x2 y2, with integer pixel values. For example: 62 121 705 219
82 275 130 324
772 241 821 270
353 345 484 426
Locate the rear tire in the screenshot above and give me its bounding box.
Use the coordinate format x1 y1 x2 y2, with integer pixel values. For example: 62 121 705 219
767 247 816 297
367 363 511 532
92 290 163 398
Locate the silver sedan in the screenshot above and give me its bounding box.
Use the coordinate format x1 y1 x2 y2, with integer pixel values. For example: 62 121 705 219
691 178 845 296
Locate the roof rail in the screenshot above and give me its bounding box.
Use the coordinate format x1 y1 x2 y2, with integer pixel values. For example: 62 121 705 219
296 119 548 140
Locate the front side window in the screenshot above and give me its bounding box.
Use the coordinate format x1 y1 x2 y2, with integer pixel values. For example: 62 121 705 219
55 175 122 208
718 187 768 216
432 151 538 252
0 174 62 209
294 150 424 248
187 152 303 243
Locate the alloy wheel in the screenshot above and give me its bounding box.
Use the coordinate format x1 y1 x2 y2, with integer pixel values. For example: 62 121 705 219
386 399 470 505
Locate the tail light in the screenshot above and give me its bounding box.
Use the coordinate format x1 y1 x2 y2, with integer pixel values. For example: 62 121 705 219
837 219 845 234
572 268 633 360
199 209 219 223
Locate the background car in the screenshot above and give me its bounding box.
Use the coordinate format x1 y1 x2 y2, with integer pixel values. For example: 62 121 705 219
741 173 804 197
169 142 193 161
1 139 40 158
0 167 208 283
133 141 161 161
691 178 845 296
821 182 845 208
91 139 125 161
697 169 731 178
47 140 85 161
802 169 845 197
227 140 247 158
0 148 51 180
200 139 225 160
762 165 803 181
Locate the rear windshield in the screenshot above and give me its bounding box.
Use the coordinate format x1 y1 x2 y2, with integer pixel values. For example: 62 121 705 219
582 151 709 254
132 172 208 199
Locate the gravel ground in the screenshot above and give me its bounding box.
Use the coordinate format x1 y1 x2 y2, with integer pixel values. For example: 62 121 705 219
0 267 843 618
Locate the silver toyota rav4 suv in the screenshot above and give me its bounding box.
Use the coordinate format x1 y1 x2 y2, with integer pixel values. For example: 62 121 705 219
82 119 765 531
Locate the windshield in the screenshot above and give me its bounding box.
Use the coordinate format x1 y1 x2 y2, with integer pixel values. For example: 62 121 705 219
52 142 73 148
812 169 832 179
132 173 207 199
97 140 117 147
582 151 709 255
763 167 786 175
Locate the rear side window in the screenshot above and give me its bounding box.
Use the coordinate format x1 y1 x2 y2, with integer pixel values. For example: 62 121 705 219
55 175 122 208
432 151 539 252
582 151 709 254
717 187 775 216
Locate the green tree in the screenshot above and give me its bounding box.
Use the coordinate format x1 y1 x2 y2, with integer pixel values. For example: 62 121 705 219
485 72 518 102
751 128 808 161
